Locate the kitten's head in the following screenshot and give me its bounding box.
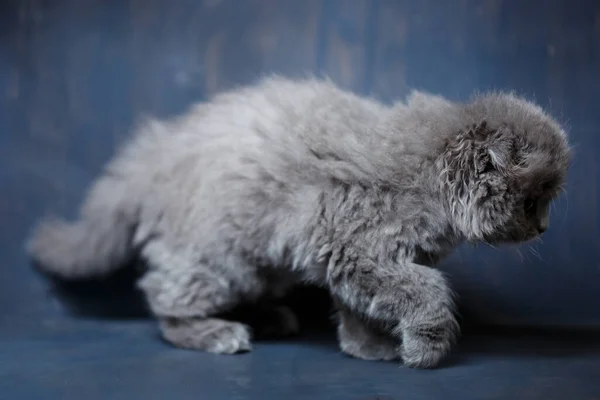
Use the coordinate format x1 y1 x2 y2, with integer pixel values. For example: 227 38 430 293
440 93 571 244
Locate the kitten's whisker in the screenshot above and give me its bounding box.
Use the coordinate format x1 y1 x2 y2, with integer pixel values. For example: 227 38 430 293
482 239 497 250
528 245 543 261
561 189 569 224
515 247 524 262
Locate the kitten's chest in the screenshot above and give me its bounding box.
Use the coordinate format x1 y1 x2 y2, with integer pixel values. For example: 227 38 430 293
413 248 445 266
412 237 458 267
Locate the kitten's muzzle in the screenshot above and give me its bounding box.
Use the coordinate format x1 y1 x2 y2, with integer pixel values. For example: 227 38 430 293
536 212 549 234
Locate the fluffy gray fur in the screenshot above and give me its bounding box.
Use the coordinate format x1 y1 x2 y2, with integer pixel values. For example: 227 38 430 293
27 76 571 368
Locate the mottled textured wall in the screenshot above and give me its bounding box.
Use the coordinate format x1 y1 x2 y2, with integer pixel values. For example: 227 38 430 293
1 0 599 327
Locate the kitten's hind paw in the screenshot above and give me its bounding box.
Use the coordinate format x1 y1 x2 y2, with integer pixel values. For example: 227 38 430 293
160 317 252 354
223 303 301 340
256 305 300 338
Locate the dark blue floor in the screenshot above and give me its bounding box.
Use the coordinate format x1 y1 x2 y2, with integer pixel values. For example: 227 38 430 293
1 320 599 400
2 0 600 398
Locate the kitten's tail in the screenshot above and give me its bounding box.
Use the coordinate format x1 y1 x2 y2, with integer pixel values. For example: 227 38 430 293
26 177 137 280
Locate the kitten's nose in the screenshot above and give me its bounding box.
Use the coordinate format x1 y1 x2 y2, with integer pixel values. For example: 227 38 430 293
537 215 549 234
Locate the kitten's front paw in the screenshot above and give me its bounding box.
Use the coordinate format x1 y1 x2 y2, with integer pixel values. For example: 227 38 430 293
337 308 401 361
340 337 401 361
400 318 459 368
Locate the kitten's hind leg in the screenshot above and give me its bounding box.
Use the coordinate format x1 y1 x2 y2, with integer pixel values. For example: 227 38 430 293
224 302 300 340
137 240 262 354
254 304 300 339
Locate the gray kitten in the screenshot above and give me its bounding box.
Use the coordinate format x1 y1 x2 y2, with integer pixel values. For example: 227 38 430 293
27 77 571 368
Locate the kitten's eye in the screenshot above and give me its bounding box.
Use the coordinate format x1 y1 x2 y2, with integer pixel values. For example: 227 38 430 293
524 198 536 214
481 159 495 174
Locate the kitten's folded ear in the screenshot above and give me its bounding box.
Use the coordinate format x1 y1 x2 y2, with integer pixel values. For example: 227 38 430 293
466 121 515 173
442 120 516 187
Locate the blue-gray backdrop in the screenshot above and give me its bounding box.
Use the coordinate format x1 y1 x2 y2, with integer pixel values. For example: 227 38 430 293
1 1 600 398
